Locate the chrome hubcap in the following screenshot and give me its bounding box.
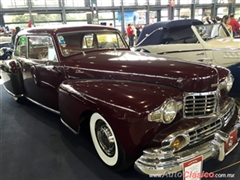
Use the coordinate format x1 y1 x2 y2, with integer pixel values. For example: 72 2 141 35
96 120 115 157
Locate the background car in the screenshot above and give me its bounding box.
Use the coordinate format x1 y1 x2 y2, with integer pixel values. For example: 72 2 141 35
1 25 239 176
134 19 240 97
0 34 12 48
0 47 13 60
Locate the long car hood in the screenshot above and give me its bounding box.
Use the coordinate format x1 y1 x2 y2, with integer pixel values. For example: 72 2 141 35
65 51 221 92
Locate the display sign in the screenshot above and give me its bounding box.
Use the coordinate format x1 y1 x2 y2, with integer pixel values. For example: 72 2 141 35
225 129 237 153
183 156 203 180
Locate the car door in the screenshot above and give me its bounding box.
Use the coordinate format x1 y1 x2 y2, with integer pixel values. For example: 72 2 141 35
15 35 65 111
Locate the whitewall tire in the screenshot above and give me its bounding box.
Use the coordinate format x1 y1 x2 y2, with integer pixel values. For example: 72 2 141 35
90 113 119 166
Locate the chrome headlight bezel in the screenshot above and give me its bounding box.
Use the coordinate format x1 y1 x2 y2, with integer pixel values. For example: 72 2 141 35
220 73 234 92
225 73 234 92
148 99 181 124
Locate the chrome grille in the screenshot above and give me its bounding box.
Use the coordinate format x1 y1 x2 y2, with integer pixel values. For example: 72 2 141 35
184 91 217 117
188 101 235 146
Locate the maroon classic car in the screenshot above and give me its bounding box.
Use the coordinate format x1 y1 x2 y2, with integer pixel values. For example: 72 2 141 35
1 25 240 176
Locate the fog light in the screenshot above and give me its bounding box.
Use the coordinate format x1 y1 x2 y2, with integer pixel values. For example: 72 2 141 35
173 138 181 149
172 136 188 151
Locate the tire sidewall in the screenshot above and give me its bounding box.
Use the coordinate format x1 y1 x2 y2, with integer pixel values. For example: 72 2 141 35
90 113 119 166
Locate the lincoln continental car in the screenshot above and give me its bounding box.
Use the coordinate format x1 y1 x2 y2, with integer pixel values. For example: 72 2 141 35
134 19 240 97
1 25 240 175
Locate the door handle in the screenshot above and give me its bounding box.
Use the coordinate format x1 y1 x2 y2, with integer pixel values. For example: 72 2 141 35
196 52 204 56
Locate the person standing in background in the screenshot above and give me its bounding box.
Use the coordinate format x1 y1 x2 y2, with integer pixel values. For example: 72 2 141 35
229 14 240 37
27 21 32 28
11 27 20 49
126 23 134 47
219 15 233 37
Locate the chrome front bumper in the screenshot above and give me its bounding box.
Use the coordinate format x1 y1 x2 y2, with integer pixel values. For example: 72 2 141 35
135 122 240 175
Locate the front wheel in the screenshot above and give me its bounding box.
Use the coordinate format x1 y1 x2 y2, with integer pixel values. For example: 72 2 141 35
89 113 132 170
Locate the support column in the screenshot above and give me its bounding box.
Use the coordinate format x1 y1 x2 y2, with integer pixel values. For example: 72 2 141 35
168 6 174 20
157 10 161 22
168 0 175 20
211 2 217 19
121 0 125 36
0 14 4 27
91 0 99 25
177 8 180 19
228 3 234 15
27 0 35 26
61 0 67 24
146 0 150 24
191 3 195 19
113 11 116 27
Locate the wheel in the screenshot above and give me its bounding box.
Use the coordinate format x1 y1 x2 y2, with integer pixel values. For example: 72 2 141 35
13 96 26 104
89 113 132 170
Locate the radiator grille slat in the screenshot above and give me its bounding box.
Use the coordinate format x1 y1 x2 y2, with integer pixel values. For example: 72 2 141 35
187 101 235 146
184 92 217 117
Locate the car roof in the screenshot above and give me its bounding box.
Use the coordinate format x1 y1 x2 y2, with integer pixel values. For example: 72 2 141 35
136 19 203 46
17 25 118 36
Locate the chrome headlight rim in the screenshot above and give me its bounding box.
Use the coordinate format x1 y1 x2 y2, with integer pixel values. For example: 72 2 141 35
162 99 178 124
219 73 234 92
225 73 234 92
148 99 180 124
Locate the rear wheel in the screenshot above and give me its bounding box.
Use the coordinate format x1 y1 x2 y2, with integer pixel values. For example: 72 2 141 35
89 113 132 170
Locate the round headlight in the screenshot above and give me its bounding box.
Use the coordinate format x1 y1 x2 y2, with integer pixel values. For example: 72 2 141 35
148 99 180 123
0 49 4 56
162 100 178 123
225 74 234 92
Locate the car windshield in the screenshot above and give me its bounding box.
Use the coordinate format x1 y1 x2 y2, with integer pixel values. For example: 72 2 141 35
57 31 128 56
194 23 232 41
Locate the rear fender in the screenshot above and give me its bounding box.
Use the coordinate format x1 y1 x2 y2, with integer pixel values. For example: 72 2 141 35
58 79 182 157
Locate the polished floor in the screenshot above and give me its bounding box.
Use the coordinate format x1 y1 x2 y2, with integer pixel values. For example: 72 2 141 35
1 77 240 180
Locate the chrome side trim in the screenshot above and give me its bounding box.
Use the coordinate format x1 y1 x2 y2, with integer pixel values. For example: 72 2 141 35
3 84 24 97
25 97 60 115
60 118 79 135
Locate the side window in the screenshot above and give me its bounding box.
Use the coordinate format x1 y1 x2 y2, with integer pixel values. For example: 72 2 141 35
28 36 57 61
163 27 198 44
14 36 27 57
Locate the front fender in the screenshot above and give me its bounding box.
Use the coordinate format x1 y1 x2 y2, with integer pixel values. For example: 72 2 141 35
1 59 25 96
58 79 182 158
